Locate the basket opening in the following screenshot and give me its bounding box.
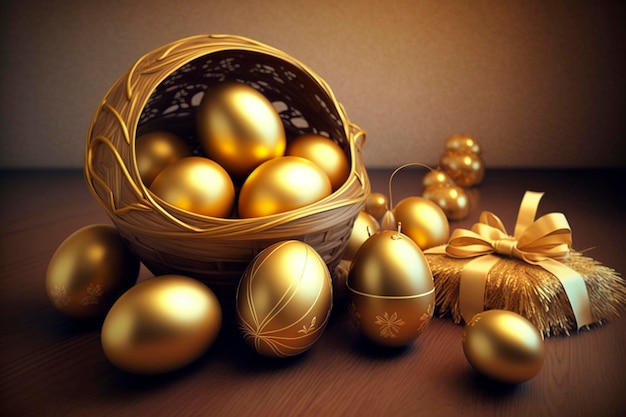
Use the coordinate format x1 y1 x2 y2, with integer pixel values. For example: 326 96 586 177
135 49 351 178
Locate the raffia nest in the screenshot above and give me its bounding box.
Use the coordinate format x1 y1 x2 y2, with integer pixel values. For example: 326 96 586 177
426 250 626 337
84 34 370 300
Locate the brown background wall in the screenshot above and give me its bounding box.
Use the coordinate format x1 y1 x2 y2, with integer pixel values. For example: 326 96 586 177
1 0 624 169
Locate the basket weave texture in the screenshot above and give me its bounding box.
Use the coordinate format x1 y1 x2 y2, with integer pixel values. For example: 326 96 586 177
84 34 370 298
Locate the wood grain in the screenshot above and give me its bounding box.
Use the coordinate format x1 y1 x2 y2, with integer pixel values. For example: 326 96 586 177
1 168 625 417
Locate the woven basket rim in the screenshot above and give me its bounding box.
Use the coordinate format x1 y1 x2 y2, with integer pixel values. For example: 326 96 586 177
84 34 369 235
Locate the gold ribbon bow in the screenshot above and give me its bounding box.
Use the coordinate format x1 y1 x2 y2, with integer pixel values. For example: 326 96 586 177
426 191 593 329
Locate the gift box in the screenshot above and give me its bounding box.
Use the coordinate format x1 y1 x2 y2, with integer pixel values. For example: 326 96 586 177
424 191 626 336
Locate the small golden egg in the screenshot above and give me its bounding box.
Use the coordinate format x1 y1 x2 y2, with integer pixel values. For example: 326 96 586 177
135 131 191 186
150 156 235 217
197 82 286 178
393 196 450 249
462 310 545 384
343 211 380 261
422 169 455 189
347 230 435 347
444 134 482 155
422 184 470 220
439 150 485 187
237 156 332 218
45 224 139 319
236 241 333 357
364 192 389 220
285 134 350 191
101 274 222 374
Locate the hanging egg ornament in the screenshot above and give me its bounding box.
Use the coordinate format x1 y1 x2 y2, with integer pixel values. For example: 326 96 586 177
236 241 333 357
238 156 332 218
364 192 389 220
439 150 485 187
462 310 545 384
343 211 380 261
422 184 470 220
392 196 449 249
150 156 235 217
197 82 286 179
135 131 192 186
422 169 455 189
444 134 482 155
285 134 349 191
46 224 140 319
101 275 222 375
347 228 435 347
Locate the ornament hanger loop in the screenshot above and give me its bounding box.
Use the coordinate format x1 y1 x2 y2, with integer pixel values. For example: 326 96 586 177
388 162 435 208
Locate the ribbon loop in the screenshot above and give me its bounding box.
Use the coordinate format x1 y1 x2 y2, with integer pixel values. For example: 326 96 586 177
426 190 593 330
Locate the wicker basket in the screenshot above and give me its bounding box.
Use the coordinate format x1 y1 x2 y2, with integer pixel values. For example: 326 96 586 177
84 34 370 300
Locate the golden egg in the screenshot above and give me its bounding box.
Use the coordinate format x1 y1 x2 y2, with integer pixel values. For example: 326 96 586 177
236 241 333 357
101 274 222 375
45 224 139 319
135 131 191 186
197 82 286 178
439 150 485 187
342 211 380 261
462 310 545 384
150 156 235 217
422 184 470 220
379 209 397 231
238 156 332 218
364 192 389 220
422 169 455 189
444 134 482 154
347 230 435 347
393 196 450 249
285 134 350 191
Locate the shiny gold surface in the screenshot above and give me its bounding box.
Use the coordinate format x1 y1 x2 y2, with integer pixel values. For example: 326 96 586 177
347 230 434 297
462 310 544 384
45 224 139 319
393 196 450 249
421 169 455 189
150 156 235 218
364 192 389 220
347 290 434 348
286 134 350 191
342 211 380 261
237 156 332 218
422 184 470 220
197 82 286 179
101 274 222 374
439 150 485 187
444 134 482 155
135 131 191 186
346 230 435 347
236 241 333 357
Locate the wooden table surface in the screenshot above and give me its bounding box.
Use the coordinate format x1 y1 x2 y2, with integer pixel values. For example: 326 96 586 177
1 168 625 417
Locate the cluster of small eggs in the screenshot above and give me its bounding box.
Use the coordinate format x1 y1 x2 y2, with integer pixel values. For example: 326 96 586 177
136 82 350 219
421 134 485 220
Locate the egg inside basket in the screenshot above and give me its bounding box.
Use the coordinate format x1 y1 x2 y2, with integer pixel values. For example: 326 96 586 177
84 34 370 301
